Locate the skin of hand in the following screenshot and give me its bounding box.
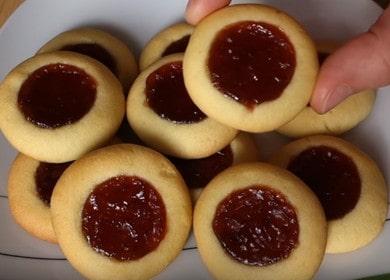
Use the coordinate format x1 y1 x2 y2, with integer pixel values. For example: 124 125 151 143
185 0 231 25
310 7 390 113
185 0 390 114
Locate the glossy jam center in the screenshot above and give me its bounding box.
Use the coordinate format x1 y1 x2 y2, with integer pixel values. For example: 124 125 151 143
61 43 117 75
170 145 233 189
82 175 166 261
208 21 296 109
145 61 206 123
162 35 191 56
18 63 96 129
287 145 361 220
213 186 299 266
35 161 72 205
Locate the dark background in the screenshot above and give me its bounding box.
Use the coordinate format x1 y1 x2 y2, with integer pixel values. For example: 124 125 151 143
375 0 389 8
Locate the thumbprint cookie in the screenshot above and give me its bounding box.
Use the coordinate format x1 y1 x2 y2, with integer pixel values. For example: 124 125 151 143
38 27 138 91
127 54 237 159
194 163 326 280
139 23 194 70
184 4 318 132
51 144 192 280
8 153 72 243
0 51 125 163
270 135 388 253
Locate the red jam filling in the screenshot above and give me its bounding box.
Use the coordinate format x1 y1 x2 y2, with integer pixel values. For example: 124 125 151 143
35 161 72 205
170 145 233 189
18 63 96 129
82 176 166 261
208 21 296 110
61 43 117 75
161 35 191 56
213 186 299 266
287 145 361 220
145 61 206 123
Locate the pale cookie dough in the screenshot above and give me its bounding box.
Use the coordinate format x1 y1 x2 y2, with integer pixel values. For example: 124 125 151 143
0 51 125 163
139 23 194 71
38 27 138 91
183 4 318 132
8 154 72 243
277 42 376 137
194 162 326 280
51 144 192 280
127 53 237 159
269 135 388 253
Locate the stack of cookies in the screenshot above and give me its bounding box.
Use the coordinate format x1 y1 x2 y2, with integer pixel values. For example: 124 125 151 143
0 4 387 280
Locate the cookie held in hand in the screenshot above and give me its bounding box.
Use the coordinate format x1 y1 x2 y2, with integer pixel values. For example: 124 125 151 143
184 4 318 132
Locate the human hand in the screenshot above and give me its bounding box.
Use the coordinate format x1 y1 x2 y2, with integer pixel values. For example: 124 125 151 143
310 7 390 113
185 1 390 114
185 0 231 25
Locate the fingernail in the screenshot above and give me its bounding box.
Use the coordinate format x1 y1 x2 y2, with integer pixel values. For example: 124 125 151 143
321 84 353 113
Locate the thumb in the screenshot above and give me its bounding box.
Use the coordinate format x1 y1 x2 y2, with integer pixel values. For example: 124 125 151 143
310 7 390 114
185 0 231 25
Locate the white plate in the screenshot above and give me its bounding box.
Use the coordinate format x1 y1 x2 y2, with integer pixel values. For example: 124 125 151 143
0 0 388 279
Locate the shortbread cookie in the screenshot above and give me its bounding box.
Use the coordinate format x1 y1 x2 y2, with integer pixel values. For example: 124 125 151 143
8 153 72 243
0 51 125 163
183 4 318 132
139 23 194 70
38 27 138 91
51 144 192 280
194 163 326 280
127 54 237 159
270 135 388 253
277 42 376 137
169 133 260 202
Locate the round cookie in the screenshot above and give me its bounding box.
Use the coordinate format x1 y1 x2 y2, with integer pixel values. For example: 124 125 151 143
169 133 260 202
127 53 237 159
139 23 194 71
8 153 73 243
183 4 318 132
269 135 388 253
194 162 326 280
0 51 125 163
38 27 138 91
277 42 376 137
51 144 192 280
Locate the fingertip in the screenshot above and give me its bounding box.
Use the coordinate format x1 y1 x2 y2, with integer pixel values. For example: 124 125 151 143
185 0 202 25
185 0 231 25
310 87 330 114
310 84 353 114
